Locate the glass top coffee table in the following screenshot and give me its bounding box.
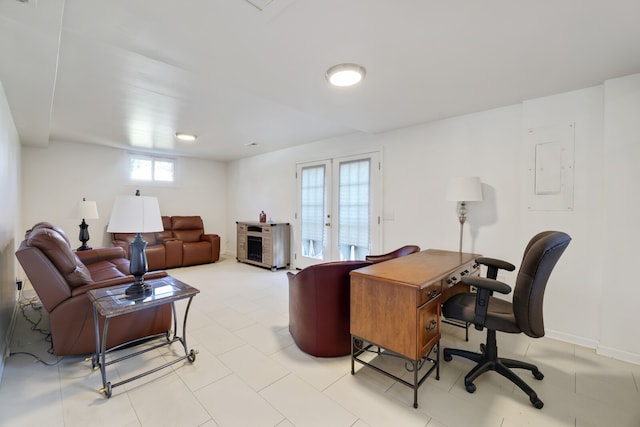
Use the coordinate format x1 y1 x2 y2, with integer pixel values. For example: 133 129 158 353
87 276 199 398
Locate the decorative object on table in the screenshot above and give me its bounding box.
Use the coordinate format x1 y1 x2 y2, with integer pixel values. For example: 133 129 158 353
76 197 99 251
107 190 163 296
259 210 266 223
446 176 483 252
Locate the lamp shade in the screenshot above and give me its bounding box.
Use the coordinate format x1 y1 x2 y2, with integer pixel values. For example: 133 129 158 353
77 199 99 220
106 195 163 233
446 177 483 202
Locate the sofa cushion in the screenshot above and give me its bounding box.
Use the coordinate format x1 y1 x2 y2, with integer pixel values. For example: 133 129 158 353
86 260 129 282
27 222 72 246
112 232 157 245
171 215 203 230
173 229 203 242
27 228 94 288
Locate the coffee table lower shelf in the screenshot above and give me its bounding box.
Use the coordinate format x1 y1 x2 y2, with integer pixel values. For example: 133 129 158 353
88 277 199 398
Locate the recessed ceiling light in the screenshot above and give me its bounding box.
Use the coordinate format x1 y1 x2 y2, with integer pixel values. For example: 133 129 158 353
326 63 366 87
175 132 197 142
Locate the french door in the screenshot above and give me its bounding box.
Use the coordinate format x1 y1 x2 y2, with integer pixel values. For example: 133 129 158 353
294 152 381 269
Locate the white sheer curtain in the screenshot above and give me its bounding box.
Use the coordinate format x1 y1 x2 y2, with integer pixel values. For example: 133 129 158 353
300 165 325 257
338 159 370 260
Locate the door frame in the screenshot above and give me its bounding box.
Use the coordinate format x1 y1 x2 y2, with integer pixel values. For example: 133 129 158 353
293 151 381 269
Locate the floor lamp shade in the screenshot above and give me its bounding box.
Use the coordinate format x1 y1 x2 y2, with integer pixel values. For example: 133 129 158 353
446 176 483 202
76 198 99 251
107 194 163 296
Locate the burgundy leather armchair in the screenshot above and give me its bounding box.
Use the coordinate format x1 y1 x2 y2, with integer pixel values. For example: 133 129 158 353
16 222 171 356
365 245 421 263
287 260 372 357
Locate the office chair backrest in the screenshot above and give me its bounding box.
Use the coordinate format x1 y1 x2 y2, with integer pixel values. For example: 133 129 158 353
513 231 572 338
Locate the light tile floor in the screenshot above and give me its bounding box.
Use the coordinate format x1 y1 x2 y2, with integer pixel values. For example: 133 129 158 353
1 256 639 426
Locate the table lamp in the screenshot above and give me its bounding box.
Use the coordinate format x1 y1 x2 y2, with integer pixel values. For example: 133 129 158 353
76 198 99 251
446 177 483 252
107 190 163 296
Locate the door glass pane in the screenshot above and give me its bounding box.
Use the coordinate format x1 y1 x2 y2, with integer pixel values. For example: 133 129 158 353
338 159 370 260
300 165 326 259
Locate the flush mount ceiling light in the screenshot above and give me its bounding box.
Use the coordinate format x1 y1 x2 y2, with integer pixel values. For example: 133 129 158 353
175 132 197 142
326 63 366 87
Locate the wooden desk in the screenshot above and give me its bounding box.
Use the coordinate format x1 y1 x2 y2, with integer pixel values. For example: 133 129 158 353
350 249 480 408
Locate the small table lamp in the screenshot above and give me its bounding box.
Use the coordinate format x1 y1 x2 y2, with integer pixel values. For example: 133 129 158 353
446 177 483 252
107 190 163 296
77 198 99 251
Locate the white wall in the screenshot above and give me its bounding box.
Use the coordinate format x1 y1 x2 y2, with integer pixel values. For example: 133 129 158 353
21 141 228 249
600 74 640 362
0 81 21 381
227 74 640 364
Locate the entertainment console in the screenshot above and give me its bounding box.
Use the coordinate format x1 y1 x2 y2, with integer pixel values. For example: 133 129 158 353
236 221 290 271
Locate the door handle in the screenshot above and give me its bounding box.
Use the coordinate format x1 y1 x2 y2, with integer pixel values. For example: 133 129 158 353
325 223 331 226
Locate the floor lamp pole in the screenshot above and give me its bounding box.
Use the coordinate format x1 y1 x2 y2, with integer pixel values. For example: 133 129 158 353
457 201 467 253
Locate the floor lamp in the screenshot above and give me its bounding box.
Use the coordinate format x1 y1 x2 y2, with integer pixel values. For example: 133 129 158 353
107 190 163 297
76 198 99 251
446 177 483 252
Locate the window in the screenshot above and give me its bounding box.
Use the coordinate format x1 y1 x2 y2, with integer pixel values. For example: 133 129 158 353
128 154 176 184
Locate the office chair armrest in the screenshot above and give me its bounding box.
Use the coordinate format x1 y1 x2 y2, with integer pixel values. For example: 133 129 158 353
462 276 512 329
461 276 512 294
476 257 516 280
476 257 516 272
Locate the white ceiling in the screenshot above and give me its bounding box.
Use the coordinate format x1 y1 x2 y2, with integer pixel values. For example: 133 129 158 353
1 0 640 162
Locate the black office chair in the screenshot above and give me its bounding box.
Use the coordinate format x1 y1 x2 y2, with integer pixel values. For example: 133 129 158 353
442 231 571 409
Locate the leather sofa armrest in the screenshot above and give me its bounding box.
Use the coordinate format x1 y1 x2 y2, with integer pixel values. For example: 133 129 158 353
200 233 221 261
111 240 131 258
70 270 168 297
164 239 183 268
76 246 127 265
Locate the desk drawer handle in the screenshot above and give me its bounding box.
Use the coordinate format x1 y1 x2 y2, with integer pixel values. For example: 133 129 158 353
425 319 437 331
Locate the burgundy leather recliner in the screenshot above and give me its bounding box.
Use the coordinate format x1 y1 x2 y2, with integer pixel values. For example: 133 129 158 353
16 222 172 356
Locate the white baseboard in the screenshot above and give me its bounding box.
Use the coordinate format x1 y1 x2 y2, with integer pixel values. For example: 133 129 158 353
546 328 640 366
545 328 598 349
596 345 640 366
0 299 19 384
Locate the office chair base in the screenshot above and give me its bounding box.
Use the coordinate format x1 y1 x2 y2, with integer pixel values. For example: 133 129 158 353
443 332 545 409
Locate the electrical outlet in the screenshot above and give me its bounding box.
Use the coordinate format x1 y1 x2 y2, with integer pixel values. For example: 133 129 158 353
16 280 23 291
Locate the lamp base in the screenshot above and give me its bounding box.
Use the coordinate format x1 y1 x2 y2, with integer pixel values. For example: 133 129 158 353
78 219 91 251
125 280 152 297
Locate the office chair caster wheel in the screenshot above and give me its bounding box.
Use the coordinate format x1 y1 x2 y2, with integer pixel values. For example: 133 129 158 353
532 369 544 380
531 396 544 409
443 352 452 362
187 349 197 363
465 382 476 393
479 343 486 354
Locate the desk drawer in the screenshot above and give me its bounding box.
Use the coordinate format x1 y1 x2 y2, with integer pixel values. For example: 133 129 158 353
418 295 441 358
